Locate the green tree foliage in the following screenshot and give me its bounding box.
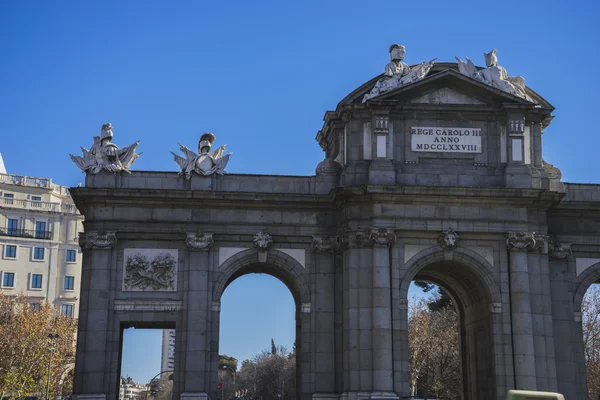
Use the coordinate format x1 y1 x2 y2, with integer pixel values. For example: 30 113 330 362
413 281 453 311
0 293 77 400
271 338 277 355
218 354 238 376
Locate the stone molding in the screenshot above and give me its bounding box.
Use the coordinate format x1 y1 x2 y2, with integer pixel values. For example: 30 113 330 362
301 302 311 313
574 312 582 322
212 301 221 312
490 302 502 314
370 228 396 247
438 228 459 250
343 228 396 249
185 232 214 251
180 393 209 400
79 231 117 250
506 232 537 252
312 235 340 253
113 300 182 312
548 237 572 259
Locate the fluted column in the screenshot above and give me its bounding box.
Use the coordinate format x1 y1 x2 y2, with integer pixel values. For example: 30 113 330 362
506 232 537 391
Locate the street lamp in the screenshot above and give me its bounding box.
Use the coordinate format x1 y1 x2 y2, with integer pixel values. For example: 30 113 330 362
221 365 235 400
46 333 60 400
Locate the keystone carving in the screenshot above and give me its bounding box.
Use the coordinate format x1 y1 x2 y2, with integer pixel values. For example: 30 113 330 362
370 228 396 247
185 233 214 251
312 235 340 253
548 237 572 259
79 231 117 249
253 232 273 250
438 228 459 250
506 232 537 251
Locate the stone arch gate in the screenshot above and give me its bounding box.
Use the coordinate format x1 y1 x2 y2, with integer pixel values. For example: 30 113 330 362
71 57 600 400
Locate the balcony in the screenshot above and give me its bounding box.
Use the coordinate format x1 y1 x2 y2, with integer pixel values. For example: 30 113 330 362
0 197 79 214
0 228 53 240
0 172 71 196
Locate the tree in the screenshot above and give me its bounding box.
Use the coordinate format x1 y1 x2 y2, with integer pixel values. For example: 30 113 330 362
233 342 296 400
409 294 461 400
151 373 173 400
583 284 600 400
0 293 77 399
271 338 277 355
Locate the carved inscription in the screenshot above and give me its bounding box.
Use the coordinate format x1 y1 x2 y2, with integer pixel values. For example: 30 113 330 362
411 127 482 153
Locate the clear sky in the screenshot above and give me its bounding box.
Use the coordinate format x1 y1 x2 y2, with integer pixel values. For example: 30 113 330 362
2 0 599 385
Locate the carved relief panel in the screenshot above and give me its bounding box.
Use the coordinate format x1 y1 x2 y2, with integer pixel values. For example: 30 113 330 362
122 249 178 292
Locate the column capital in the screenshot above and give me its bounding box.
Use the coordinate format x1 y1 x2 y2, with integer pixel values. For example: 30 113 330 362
343 229 372 249
185 232 214 251
548 237 572 259
506 231 537 252
312 235 340 253
79 231 117 250
370 228 396 247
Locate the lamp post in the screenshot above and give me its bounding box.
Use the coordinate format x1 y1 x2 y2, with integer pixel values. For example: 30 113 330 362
46 333 60 400
221 365 235 400
145 370 173 400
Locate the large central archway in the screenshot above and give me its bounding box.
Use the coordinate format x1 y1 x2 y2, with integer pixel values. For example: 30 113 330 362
399 248 502 400
210 248 312 400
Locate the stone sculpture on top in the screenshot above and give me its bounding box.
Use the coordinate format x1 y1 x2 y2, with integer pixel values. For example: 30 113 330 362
455 49 531 101
363 44 436 102
172 132 231 179
70 123 142 174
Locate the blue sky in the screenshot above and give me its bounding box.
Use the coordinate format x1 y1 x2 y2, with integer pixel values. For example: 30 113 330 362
2 0 599 385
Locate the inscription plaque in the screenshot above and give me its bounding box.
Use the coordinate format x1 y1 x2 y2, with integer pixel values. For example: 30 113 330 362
411 127 482 153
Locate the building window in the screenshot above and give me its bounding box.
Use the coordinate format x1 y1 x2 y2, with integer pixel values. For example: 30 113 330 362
66 249 77 262
35 221 47 239
31 196 42 201
33 247 45 260
7 219 18 235
5 245 17 258
31 274 43 289
30 303 41 311
3 193 14 198
64 276 75 291
61 304 74 317
2 272 15 287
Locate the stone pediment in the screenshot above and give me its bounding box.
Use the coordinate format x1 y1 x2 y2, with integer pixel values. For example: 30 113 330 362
408 87 486 105
339 66 553 110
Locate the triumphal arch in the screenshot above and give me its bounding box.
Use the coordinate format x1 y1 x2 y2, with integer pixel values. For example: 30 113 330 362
70 45 600 400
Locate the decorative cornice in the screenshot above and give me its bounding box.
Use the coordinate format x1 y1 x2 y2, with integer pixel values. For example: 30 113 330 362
79 231 117 249
114 300 182 312
185 233 214 251
438 228 459 250
312 235 340 253
370 228 396 247
253 231 273 250
506 232 536 252
548 237 572 259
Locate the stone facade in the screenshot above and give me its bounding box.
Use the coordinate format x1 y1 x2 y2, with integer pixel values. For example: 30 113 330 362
71 60 600 400
0 169 84 317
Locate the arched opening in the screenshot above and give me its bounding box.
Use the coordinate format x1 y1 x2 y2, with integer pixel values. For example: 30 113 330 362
218 274 296 400
401 251 498 400
212 249 310 400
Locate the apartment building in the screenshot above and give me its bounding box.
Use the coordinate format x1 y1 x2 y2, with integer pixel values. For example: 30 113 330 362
0 154 84 316
161 329 176 373
119 377 147 400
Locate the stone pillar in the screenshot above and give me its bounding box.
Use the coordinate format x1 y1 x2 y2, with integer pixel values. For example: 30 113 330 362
506 232 537 391
370 229 395 394
73 231 118 400
341 229 398 400
181 233 214 400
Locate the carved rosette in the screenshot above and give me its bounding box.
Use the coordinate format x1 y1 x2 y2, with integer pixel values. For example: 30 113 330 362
548 237 572 259
79 231 117 249
370 228 396 247
185 233 214 251
438 228 459 250
312 235 340 253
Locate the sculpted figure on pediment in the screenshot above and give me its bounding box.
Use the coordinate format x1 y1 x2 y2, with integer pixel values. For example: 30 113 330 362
172 132 232 179
70 123 142 174
456 49 531 101
363 44 436 102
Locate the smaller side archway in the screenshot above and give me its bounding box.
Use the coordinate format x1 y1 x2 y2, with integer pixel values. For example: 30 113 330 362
209 248 312 400
398 247 503 400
